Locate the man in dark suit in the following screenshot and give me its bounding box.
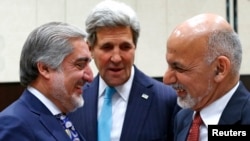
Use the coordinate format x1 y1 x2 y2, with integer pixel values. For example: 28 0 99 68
163 13 250 141
69 0 180 141
0 22 93 141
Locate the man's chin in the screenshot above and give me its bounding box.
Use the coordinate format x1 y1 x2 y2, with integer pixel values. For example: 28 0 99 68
76 95 84 108
70 95 84 112
177 97 195 109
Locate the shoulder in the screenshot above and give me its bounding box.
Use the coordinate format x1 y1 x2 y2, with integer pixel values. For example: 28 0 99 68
0 100 33 137
0 98 32 121
134 66 176 93
0 91 39 125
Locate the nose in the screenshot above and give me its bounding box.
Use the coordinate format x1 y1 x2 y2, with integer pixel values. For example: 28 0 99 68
110 48 122 63
83 64 94 82
163 68 176 85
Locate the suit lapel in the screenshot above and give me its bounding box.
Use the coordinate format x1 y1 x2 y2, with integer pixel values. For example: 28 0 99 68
82 78 99 140
40 114 71 141
120 67 154 140
219 82 249 124
40 113 87 141
177 126 190 141
21 90 71 141
176 111 193 141
174 109 193 141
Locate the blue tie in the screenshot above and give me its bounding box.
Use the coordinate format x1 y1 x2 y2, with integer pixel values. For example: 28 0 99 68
98 86 116 141
56 114 80 141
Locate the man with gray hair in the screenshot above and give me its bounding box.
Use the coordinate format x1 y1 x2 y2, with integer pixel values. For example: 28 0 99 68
69 0 180 141
0 22 93 141
163 13 250 141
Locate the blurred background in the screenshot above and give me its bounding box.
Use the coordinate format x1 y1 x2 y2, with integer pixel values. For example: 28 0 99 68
0 0 249 110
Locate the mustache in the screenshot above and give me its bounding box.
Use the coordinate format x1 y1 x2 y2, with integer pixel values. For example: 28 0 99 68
76 80 85 87
171 83 185 90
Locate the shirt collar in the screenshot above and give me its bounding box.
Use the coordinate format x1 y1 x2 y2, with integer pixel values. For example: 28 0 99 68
27 86 62 115
200 81 239 127
98 66 135 102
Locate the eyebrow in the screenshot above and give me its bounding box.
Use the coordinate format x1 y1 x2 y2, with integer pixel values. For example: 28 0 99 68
76 57 92 62
171 61 186 69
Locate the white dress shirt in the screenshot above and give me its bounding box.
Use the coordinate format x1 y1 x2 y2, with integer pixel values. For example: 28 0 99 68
27 86 61 115
194 82 239 141
98 66 135 141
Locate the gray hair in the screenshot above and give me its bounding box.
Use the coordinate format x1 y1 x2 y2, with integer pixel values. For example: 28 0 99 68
20 22 87 86
86 0 140 47
206 30 242 75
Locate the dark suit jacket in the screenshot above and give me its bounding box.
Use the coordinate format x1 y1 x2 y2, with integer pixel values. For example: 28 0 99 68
0 89 86 141
69 66 180 141
174 81 250 141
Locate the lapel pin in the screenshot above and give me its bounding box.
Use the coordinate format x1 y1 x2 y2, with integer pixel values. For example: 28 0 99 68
141 94 149 99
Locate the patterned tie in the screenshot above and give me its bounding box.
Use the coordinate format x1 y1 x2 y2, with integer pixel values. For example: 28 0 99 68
98 86 116 141
187 112 203 141
55 114 80 141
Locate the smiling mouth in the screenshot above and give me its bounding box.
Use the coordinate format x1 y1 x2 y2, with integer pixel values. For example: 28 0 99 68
108 67 124 74
172 84 187 96
176 88 185 92
110 67 122 71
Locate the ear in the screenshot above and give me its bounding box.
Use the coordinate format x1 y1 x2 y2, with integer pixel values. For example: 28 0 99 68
214 56 231 82
37 62 51 79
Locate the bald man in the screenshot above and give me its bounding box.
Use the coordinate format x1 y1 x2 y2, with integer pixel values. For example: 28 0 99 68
163 13 250 141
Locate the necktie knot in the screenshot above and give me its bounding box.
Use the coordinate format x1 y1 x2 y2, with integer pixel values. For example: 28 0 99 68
193 112 202 125
104 86 116 99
